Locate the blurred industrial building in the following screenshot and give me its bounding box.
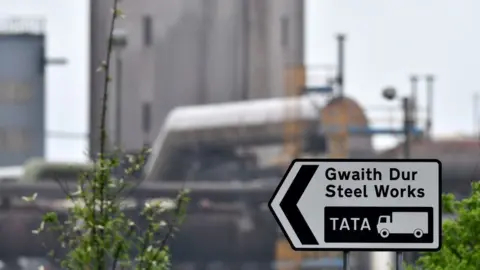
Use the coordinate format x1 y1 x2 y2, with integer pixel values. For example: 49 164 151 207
0 0 478 270
91 0 305 152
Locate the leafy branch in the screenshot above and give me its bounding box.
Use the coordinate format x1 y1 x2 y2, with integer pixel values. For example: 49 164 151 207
406 183 480 270
23 1 189 269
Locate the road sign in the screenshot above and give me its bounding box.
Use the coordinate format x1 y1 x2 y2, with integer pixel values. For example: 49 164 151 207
269 159 442 251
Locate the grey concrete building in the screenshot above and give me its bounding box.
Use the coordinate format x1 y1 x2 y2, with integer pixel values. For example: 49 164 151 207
90 0 305 153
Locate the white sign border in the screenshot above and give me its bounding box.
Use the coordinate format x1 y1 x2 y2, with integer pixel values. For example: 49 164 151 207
269 158 443 252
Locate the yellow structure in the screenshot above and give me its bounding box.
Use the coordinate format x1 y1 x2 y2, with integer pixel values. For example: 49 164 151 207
321 97 351 159
275 66 350 270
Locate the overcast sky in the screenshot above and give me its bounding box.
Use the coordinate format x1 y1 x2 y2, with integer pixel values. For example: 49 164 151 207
307 0 480 149
1 0 479 162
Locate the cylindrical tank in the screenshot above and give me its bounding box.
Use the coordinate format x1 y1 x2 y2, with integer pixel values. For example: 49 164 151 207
320 96 375 158
146 95 377 182
145 96 330 181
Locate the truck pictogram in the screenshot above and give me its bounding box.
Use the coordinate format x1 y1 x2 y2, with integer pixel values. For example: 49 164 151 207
376 212 428 238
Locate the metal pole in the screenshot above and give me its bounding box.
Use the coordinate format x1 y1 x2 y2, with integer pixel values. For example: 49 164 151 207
410 75 418 129
474 93 479 138
403 97 411 159
335 35 348 267
241 0 250 100
336 34 345 97
425 75 434 139
396 252 404 270
115 50 122 147
343 251 349 270
197 0 211 104
397 96 412 270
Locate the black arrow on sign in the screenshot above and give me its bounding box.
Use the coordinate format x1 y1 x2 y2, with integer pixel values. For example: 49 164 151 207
280 164 319 245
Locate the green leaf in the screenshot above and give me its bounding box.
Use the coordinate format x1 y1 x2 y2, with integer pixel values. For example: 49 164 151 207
410 182 480 269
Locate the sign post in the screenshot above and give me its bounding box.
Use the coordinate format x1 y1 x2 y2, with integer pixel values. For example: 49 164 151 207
269 159 442 269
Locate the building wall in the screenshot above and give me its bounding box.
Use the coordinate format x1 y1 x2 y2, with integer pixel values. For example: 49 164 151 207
108 0 305 151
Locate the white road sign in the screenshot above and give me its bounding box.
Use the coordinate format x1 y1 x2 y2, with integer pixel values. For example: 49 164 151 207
269 159 442 251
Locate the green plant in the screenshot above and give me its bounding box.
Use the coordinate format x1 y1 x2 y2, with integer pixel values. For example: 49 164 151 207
405 182 480 270
23 1 189 269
